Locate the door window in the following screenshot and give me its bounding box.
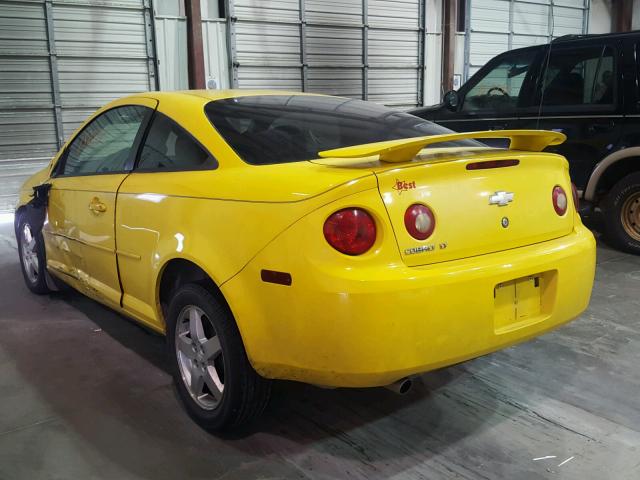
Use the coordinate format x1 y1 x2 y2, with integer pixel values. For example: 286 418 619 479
61 106 148 176
540 46 616 109
461 50 538 114
137 113 216 170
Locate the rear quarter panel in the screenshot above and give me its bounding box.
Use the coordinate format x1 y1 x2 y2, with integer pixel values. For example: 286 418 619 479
219 187 403 378
115 169 378 331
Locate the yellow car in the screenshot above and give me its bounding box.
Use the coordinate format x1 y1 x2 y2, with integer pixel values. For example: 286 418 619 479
15 90 596 431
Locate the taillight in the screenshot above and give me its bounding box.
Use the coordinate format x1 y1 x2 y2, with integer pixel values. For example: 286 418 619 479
552 185 568 216
571 182 579 211
323 208 376 255
404 203 435 240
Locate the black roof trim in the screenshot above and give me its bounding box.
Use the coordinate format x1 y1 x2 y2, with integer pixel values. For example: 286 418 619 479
552 30 640 44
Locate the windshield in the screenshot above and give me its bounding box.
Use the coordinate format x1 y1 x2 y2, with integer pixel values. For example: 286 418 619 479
205 95 482 165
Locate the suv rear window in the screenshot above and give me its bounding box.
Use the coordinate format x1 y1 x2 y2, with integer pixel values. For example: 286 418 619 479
205 95 480 165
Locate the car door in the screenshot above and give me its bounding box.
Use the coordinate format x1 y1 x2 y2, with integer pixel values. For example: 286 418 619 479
48 99 155 309
437 46 544 141
116 110 217 329
516 41 624 191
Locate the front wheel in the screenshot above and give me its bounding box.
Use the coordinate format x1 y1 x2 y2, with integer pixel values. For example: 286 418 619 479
166 283 271 431
602 172 640 254
17 220 51 294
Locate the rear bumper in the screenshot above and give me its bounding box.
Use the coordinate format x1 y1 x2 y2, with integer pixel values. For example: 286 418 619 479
222 224 596 388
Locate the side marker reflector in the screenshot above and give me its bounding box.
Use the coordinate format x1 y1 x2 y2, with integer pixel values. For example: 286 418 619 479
261 269 292 286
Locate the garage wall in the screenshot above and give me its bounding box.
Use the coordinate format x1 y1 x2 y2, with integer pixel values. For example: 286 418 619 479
0 0 156 213
154 12 189 90
202 18 229 89
465 0 589 80
153 0 229 90
589 0 611 33
424 0 443 106
227 0 428 108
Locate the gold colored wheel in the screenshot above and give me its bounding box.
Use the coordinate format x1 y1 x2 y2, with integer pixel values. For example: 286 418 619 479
621 192 640 242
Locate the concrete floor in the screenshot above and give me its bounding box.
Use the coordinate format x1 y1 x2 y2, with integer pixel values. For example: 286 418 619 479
0 219 638 480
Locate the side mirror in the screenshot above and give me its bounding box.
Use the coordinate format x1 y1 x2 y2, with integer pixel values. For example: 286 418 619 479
443 90 460 111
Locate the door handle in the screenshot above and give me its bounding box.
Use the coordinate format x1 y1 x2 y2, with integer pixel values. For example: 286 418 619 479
88 197 107 214
588 121 615 134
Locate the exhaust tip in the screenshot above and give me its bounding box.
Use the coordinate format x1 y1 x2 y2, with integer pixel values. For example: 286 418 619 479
384 377 413 395
398 378 413 395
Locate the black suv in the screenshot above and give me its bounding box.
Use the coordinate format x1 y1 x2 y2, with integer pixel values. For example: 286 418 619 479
411 32 640 254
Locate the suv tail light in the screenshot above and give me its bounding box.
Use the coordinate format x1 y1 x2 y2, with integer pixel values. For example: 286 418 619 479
323 208 376 255
404 204 436 240
552 185 568 216
571 182 579 211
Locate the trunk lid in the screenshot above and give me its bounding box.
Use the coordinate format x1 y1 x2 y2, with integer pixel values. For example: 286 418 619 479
373 151 574 266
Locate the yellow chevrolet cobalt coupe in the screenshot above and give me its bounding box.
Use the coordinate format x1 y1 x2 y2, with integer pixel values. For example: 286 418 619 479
15 91 596 431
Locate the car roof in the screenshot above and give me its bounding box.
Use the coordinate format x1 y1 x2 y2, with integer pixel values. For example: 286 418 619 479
125 89 326 105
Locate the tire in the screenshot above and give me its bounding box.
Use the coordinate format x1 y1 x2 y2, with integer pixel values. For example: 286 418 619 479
602 172 640 254
166 283 271 431
16 219 51 295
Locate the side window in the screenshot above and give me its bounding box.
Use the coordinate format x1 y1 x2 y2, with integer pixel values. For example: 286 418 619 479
540 46 616 109
137 113 216 171
461 50 538 113
62 106 148 176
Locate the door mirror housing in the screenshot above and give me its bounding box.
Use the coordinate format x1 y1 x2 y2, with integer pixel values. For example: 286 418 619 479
443 90 460 111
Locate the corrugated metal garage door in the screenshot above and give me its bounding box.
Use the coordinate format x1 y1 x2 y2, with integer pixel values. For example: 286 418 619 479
465 0 588 79
0 0 156 212
228 0 427 108
0 1 57 212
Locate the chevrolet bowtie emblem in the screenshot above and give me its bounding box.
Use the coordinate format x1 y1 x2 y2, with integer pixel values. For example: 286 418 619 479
489 191 514 206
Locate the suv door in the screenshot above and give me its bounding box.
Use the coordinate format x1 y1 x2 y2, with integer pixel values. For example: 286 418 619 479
518 41 624 190
433 47 544 139
48 100 155 308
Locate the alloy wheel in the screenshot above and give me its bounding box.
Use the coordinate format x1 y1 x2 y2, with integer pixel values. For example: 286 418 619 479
175 305 225 410
20 223 39 284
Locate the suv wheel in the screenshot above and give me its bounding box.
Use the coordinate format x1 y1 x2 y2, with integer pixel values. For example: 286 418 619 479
603 172 640 254
17 220 51 294
166 283 271 431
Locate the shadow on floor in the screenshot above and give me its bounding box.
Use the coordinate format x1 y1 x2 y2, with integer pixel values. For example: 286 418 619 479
0 268 504 479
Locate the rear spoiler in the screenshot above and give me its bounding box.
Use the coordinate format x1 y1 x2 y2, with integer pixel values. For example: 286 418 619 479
318 130 566 163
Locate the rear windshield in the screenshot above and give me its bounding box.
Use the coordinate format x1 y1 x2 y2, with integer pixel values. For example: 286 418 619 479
205 95 481 165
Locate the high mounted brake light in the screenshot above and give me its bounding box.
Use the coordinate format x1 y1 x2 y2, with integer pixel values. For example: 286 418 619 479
466 159 520 170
